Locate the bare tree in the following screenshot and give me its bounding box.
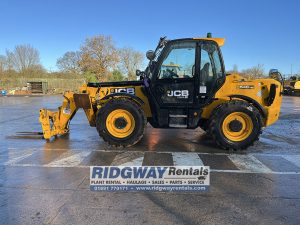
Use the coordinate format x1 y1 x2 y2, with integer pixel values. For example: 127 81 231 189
57 51 81 73
5 50 15 71
119 47 144 80
0 55 6 72
232 64 238 73
227 64 239 74
6 44 40 72
78 35 119 81
242 64 265 79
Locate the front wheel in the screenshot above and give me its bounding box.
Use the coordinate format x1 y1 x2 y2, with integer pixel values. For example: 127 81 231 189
209 100 262 150
96 98 146 147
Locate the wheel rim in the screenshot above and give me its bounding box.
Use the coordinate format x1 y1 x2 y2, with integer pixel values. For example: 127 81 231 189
106 109 135 138
222 112 253 142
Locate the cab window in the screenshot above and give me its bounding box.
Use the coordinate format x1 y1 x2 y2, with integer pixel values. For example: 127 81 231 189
200 43 223 91
158 42 196 79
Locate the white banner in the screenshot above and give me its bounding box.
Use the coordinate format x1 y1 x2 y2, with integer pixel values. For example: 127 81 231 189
90 166 210 192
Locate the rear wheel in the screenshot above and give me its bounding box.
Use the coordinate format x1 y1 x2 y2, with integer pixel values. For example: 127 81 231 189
209 100 262 150
96 98 146 147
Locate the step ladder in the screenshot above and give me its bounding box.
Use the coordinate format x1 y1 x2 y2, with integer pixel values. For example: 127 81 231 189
169 114 187 128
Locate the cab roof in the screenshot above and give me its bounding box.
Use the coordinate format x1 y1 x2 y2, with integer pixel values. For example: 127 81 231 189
170 37 225 47
193 37 225 46
162 64 180 67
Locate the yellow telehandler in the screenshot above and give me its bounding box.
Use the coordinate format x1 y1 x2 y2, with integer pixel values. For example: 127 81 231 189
39 34 283 150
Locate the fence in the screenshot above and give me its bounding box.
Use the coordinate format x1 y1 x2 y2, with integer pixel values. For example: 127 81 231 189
0 77 86 92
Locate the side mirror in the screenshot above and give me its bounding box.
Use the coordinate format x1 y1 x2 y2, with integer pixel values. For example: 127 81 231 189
269 69 284 88
269 69 278 75
146 50 155 61
136 69 141 76
269 69 280 80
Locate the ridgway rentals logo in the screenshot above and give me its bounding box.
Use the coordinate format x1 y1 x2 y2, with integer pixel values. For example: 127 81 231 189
90 166 210 192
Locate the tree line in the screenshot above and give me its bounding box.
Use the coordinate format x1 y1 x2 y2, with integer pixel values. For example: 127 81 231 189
227 64 266 80
0 35 144 82
1 35 291 82
228 64 300 81
0 44 45 76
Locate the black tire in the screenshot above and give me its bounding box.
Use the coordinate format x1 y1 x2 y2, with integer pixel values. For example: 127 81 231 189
96 98 146 147
208 100 262 150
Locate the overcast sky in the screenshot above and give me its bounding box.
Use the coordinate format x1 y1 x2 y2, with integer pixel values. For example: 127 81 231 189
0 0 299 75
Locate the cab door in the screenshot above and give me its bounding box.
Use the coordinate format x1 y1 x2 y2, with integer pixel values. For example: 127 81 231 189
197 41 226 104
151 41 198 107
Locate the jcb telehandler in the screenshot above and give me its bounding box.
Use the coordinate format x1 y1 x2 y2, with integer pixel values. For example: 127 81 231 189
39 34 283 150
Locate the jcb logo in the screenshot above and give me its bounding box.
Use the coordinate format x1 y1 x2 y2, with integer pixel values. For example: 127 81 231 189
111 88 135 95
167 90 189 98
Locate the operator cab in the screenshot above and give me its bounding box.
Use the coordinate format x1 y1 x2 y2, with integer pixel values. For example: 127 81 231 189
139 34 226 128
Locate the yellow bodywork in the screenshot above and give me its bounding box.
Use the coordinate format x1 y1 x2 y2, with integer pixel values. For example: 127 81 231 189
39 74 282 140
39 91 77 139
201 74 282 126
78 84 152 117
39 84 152 140
38 35 282 141
294 81 300 90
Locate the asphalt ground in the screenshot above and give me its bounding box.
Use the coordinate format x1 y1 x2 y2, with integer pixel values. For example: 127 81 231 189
1 95 300 225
